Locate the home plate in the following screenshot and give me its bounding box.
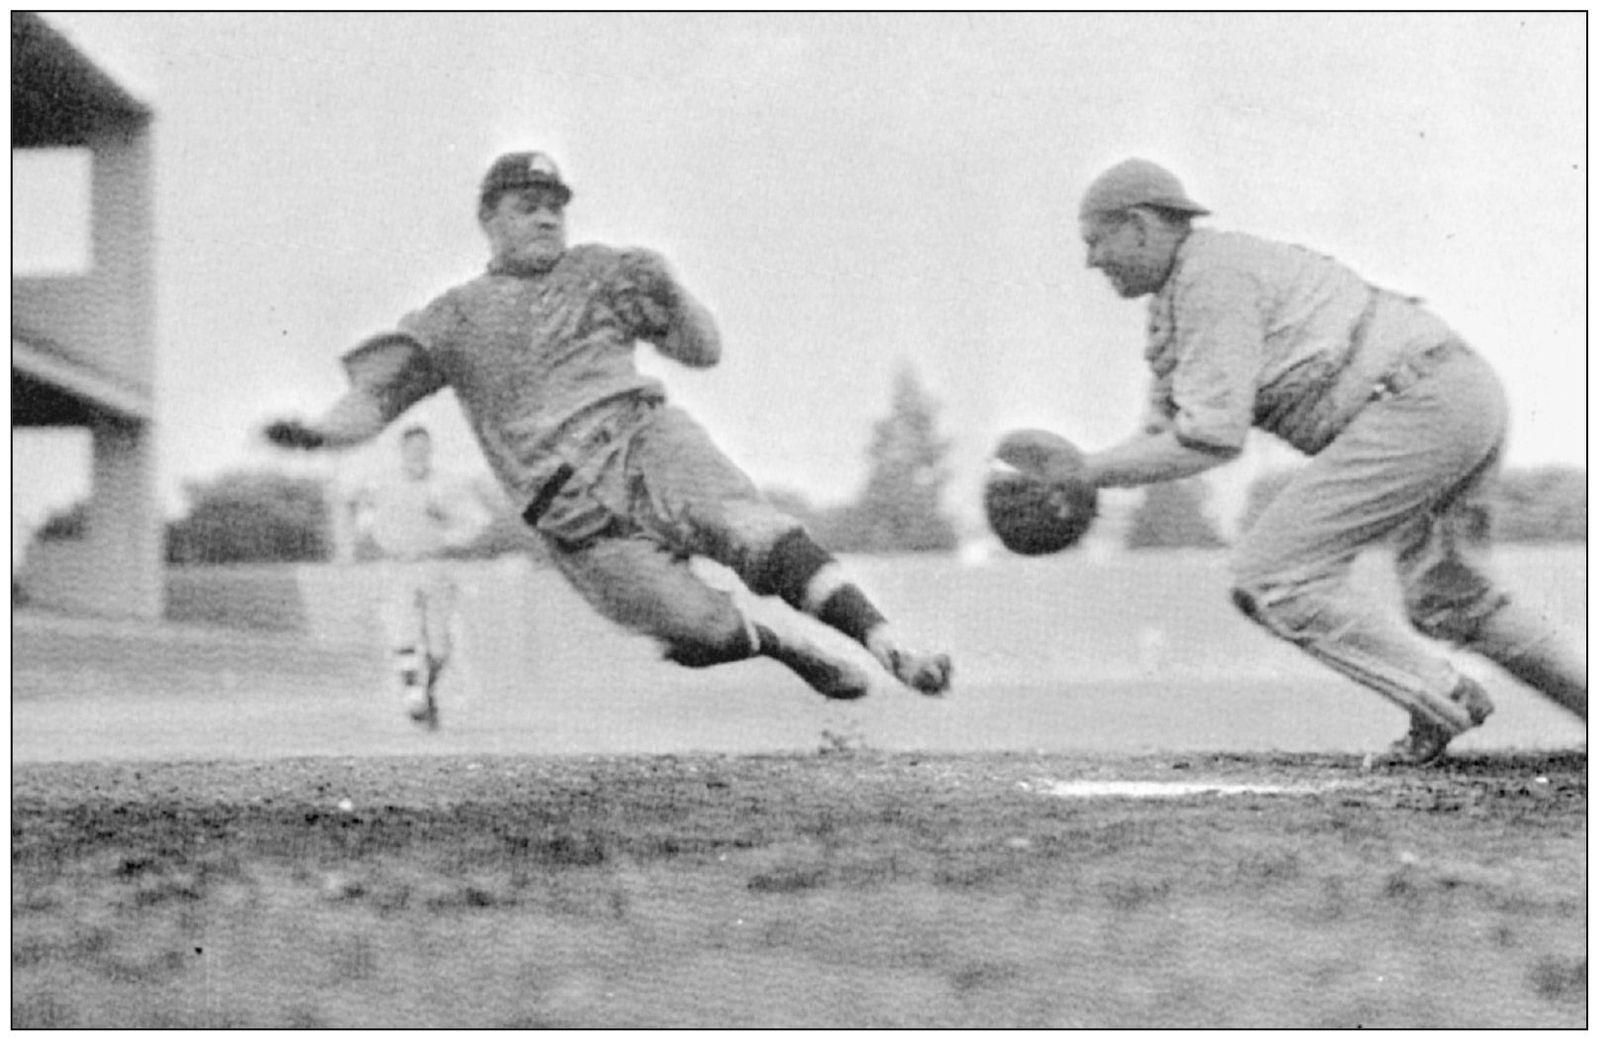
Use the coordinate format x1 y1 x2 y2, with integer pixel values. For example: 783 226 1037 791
1028 779 1322 799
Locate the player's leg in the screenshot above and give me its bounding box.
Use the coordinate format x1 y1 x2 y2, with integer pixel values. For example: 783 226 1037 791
382 563 436 727
1395 449 1587 723
548 531 874 700
415 565 458 726
628 406 951 695
1230 350 1510 763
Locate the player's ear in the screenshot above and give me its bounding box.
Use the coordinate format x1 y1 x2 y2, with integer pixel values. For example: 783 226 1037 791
1128 208 1150 246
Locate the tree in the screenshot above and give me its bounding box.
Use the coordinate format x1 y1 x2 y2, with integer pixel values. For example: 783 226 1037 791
836 364 959 553
1126 477 1225 550
166 470 331 564
757 368 958 554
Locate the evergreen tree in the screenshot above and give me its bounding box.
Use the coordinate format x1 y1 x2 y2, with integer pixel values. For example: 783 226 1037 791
844 364 959 553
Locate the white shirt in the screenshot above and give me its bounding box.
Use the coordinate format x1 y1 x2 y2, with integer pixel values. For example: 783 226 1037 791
355 468 485 561
1145 229 1456 455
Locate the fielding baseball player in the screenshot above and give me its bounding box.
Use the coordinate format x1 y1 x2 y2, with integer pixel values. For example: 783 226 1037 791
343 424 488 728
266 151 952 703
1027 158 1584 765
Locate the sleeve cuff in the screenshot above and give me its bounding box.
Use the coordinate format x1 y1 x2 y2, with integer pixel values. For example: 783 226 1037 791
1173 428 1245 457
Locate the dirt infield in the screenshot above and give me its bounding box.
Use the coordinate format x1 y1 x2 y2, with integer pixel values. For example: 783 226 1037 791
11 748 1586 1028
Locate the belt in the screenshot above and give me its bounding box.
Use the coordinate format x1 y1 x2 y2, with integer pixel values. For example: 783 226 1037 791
1369 339 1468 400
520 464 575 527
518 397 658 527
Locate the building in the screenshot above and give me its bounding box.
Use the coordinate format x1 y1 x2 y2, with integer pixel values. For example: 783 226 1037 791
12 12 162 618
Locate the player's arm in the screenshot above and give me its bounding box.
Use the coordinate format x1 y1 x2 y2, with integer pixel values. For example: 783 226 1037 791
616 249 722 368
436 483 492 548
261 392 384 451
309 390 392 449
654 289 722 369
1086 264 1261 489
264 331 447 451
1082 430 1230 488
329 484 373 565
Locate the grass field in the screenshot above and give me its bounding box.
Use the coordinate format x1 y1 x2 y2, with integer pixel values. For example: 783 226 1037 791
11 547 1587 1027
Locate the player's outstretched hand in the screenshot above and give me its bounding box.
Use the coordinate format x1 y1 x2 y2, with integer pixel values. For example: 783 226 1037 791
262 418 327 451
994 428 1086 484
985 428 1100 556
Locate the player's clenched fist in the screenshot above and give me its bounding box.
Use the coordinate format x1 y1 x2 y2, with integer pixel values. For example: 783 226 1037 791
608 249 679 337
262 418 327 450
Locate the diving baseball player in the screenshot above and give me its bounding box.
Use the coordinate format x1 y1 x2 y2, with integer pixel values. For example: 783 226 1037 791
1024 158 1585 765
342 424 488 728
266 151 952 703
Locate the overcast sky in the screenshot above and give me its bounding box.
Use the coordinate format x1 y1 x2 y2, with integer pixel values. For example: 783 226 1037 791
13 12 1587 534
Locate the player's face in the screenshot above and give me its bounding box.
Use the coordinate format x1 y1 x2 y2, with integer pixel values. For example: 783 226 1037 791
1082 212 1163 298
483 187 568 271
401 434 432 479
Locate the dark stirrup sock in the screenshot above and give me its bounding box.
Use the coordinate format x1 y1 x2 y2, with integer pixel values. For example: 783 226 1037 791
758 530 886 644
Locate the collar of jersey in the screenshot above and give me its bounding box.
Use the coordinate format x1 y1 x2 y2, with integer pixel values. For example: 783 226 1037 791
487 255 562 278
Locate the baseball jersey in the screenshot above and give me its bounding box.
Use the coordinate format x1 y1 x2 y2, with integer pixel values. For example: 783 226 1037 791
340 245 720 511
1143 229 1456 456
358 468 477 562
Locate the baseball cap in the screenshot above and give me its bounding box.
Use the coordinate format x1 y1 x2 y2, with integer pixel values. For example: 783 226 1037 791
1079 158 1209 220
480 151 573 205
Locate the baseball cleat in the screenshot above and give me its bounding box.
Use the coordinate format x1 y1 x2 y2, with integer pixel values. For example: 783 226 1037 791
403 683 438 729
402 663 440 730
408 689 441 731
865 625 953 696
1451 675 1494 727
1376 713 1455 767
1375 678 1492 767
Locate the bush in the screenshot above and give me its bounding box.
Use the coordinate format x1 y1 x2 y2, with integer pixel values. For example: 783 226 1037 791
167 470 331 564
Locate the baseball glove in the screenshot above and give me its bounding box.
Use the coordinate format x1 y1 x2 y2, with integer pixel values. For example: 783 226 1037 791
984 429 1099 556
609 250 679 338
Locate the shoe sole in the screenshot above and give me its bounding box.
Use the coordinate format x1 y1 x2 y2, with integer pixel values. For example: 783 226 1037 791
1455 680 1495 727
900 653 953 696
1376 716 1455 767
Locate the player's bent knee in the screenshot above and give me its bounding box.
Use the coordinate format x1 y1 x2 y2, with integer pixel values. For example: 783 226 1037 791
1230 583 1324 646
662 625 755 669
1230 586 1261 624
684 500 806 584
654 596 756 669
1403 560 1507 644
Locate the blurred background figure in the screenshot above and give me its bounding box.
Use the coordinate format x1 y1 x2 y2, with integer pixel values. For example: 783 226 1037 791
341 425 488 728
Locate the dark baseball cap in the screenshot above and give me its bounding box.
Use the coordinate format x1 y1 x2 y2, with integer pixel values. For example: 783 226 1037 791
480 151 573 205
